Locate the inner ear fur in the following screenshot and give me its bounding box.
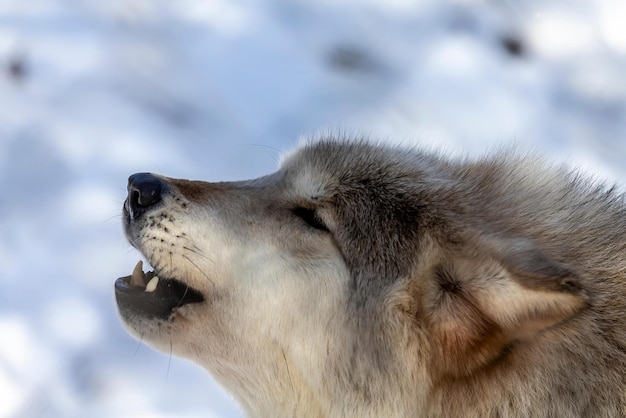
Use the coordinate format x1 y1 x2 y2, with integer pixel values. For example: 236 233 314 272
424 239 587 377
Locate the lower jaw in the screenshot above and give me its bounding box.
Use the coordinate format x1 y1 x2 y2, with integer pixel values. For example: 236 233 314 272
115 260 205 320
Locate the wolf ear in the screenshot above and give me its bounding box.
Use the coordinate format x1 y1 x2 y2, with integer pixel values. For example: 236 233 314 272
424 239 587 377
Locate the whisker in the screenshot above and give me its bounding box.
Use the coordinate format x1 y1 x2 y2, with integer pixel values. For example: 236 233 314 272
183 254 216 288
176 286 191 308
280 347 299 417
182 246 209 260
134 333 144 355
102 214 123 224
164 339 173 390
240 143 281 164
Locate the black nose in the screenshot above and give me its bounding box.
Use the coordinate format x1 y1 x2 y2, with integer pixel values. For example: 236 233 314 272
126 173 164 219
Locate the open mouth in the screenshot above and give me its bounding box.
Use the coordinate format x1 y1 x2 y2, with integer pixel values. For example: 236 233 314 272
115 261 205 319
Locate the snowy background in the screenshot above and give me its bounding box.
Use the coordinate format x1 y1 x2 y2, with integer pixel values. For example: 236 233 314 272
0 0 624 417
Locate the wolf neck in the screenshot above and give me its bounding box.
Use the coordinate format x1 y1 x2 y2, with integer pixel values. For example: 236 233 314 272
202 344 417 418
203 347 326 418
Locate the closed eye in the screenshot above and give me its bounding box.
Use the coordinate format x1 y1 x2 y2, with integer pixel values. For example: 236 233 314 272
292 207 329 232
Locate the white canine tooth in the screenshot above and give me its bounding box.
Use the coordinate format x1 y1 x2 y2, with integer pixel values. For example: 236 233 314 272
130 260 145 287
145 276 159 293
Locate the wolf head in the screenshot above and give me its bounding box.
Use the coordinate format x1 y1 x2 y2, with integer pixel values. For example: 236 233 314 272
116 139 625 417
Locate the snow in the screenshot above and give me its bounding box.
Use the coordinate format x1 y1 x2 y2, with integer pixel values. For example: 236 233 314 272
0 0 624 417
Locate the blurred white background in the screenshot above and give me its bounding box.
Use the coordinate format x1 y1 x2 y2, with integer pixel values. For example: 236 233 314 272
0 0 624 416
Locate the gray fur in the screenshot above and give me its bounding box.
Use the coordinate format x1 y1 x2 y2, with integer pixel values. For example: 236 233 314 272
117 138 626 417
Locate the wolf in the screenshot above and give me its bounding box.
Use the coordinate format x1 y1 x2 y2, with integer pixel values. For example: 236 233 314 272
115 138 626 417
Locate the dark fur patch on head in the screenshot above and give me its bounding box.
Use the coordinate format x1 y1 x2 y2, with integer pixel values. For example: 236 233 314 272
290 140 447 298
435 265 463 294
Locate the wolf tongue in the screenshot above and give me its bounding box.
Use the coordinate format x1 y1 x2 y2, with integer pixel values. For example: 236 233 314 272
130 260 146 288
